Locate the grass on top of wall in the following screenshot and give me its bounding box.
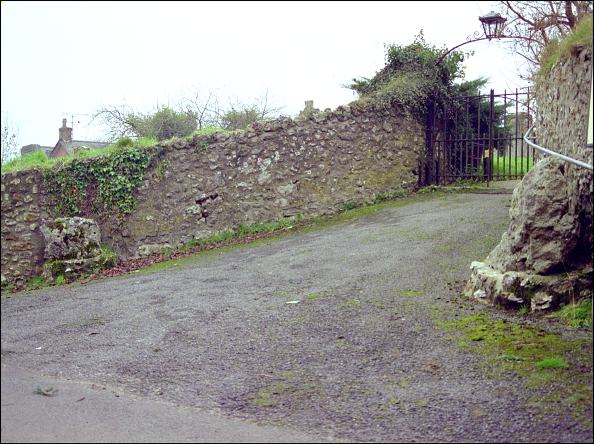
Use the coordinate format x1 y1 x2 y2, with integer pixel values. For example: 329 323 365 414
539 14 593 76
1 124 234 175
1 137 158 174
0 150 57 174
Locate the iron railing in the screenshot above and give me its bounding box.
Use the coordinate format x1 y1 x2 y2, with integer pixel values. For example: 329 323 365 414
523 125 593 171
430 89 535 184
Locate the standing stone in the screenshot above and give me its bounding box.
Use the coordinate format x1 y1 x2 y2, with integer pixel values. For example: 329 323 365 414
485 158 579 275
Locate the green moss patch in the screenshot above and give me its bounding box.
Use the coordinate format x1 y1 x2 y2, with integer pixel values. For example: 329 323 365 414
439 312 580 369
251 374 322 410
535 357 569 369
253 382 290 408
438 310 592 425
400 289 424 298
305 293 321 301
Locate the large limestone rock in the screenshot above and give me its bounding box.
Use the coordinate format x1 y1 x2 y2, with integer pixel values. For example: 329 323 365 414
486 158 582 275
41 217 116 280
465 158 593 311
466 45 593 312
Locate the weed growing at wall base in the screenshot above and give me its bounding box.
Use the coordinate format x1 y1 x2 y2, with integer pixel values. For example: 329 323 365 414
549 298 592 328
181 217 300 251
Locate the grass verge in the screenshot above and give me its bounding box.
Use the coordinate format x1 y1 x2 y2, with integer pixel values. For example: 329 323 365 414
491 155 533 177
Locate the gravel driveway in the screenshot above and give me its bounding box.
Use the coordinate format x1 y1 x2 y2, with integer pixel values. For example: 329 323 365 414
2 189 592 443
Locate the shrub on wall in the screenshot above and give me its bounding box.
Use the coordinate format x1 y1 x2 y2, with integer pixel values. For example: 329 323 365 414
348 32 465 116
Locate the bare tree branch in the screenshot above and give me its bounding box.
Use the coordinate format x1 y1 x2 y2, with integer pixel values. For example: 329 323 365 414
180 88 223 129
90 105 140 142
1 119 20 164
498 1 592 78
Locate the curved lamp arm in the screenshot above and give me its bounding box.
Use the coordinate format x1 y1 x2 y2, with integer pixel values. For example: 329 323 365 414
435 35 537 65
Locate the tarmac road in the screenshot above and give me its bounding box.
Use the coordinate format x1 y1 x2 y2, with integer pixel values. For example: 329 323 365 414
2 187 592 443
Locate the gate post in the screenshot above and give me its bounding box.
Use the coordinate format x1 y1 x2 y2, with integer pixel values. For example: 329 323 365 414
487 89 495 186
425 101 436 185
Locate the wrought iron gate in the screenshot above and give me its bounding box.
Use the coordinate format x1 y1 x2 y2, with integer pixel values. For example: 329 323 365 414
425 88 535 185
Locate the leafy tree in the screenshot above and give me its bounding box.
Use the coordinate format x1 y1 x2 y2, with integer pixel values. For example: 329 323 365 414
451 78 512 144
348 32 471 182
93 90 283 139
444 78 513 175
220 90 283 130
221 106 260 131
129 107 197 141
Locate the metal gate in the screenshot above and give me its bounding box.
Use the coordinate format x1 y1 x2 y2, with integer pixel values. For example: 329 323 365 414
425 88 535 185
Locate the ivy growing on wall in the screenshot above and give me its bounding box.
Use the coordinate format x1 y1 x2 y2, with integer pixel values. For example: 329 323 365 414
44 145 154 217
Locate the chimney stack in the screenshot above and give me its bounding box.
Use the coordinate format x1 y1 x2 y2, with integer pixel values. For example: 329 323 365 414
59 118 73 142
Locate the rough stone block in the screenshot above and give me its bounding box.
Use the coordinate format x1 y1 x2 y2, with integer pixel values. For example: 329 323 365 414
41 217 102 261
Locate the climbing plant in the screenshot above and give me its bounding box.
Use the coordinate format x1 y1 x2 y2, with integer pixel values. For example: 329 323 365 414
348 31 466 117
44 144 154 217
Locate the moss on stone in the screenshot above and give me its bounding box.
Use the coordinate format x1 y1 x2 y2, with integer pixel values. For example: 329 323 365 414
43 260 71 278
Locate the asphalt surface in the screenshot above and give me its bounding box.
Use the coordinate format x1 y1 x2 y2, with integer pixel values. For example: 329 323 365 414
2 187 592 443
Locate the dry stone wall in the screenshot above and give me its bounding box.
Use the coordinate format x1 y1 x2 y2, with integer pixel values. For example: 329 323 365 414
1 103 425 286
533 47 593 262
1 170 55 285
466 46 593 310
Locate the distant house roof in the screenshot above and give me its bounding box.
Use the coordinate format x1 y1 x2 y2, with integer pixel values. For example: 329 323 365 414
20 119 110 159
51 139 110 157
21 144 54 157
69 140 111 150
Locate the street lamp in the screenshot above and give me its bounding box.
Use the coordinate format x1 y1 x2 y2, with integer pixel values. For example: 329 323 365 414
479 11 507 40
435 11 531 64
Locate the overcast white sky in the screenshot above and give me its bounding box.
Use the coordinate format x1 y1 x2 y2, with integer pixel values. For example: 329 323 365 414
1 1 530 149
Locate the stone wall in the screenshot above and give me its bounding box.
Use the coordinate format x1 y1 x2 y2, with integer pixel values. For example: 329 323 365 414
533 46 593 263
1 170 55 285
466 45 593 310
1 103 424 286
